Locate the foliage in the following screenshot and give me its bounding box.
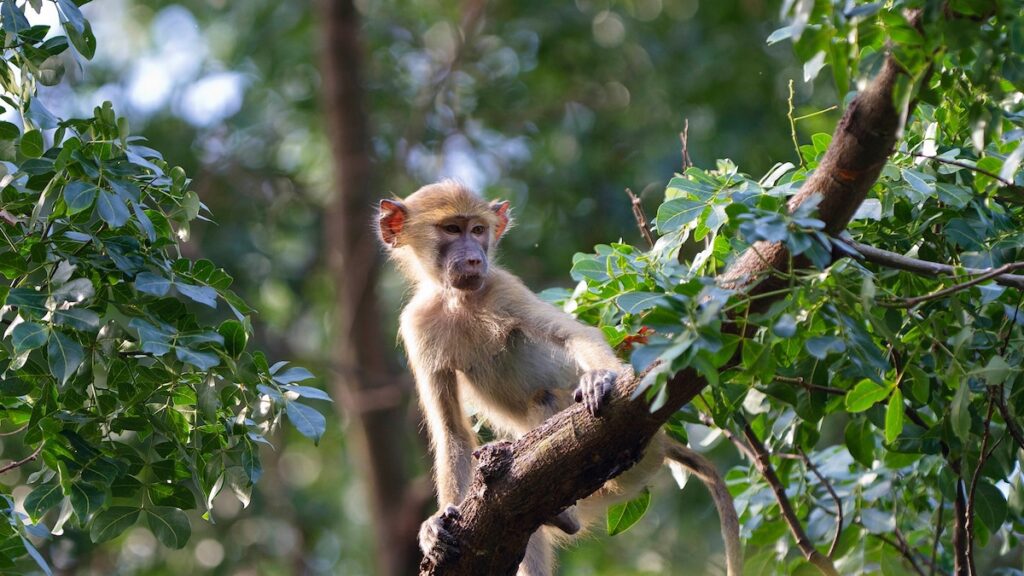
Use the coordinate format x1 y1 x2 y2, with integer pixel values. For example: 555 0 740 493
0 2 327 572
553 1 1024 573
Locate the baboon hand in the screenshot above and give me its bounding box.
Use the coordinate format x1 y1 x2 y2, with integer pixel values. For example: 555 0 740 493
573 369 617 416
419 504 461 566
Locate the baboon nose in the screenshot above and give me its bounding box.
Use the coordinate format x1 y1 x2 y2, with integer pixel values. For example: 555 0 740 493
466 257 482 266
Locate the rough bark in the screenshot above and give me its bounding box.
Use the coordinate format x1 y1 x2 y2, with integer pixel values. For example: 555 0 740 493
421 53 904 576
319 1 422 574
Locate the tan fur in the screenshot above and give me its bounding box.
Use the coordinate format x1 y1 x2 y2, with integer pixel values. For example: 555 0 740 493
381 181 740 576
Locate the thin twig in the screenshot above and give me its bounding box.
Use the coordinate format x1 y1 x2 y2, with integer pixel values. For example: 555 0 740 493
773 375 845 396
909 152 1014 187
742 425 839 576
930 490 945 576
697 413 757 462
0 443 43 474
680 118 692 170
966 395 996 576
787 79 802 166
995 384 1024 452
875 530 927 576
625 188 655 248
793 106 839 122
841 239 1024 289
0 423 28 437
879 262 1024 308
799 449 843 558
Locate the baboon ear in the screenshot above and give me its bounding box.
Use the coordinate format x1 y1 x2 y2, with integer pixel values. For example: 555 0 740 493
490 200 511 241
378 199 408 248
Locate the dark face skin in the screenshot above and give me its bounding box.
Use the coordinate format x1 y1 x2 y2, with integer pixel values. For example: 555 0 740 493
436 216 490 291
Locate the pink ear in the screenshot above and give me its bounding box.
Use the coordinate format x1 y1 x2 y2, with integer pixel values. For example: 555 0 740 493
378 199 407 247
491 200 510 240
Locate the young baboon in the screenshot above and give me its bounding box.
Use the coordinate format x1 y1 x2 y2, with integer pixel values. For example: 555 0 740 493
377 181 740 576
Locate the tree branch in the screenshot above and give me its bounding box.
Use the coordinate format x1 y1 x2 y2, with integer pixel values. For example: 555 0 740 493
879 262 1024 308
421 41 908 576
0 443 42 475
995 384 1024 452
798 449 843 558
965 395 996 576
841 239 1024 289
953 475 969 575
875 531 927 576
741 426 838 576
625 187 655 249
909 152 1014 187
930 490 945 576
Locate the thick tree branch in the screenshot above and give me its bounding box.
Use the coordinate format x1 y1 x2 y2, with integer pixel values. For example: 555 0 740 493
422 42 906 576
843 239 1024 289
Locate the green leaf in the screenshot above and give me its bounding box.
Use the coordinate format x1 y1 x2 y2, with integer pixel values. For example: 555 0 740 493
805 336 845 359
218 320 248 357
145 506 191 549
96 190 130 227
973 355 1011 386
274 367 315 384
134 272 172 297
70 483 104 520
1 0 30 35
606 487 651 536
20 535 53 575
285 401 326 444
52 278 93 304
47 330 84 385
89 506 140 543
54 0 85 33
844 419 875 467
53 308 100 331
24 481 62 520
616 291 668 314
63 181 99 214
772 314 797 337
12 322 48 354
951 383 971 442
845 379 889 413
655 198 704 232
0 251 27 279
20 130 43 158
885 389 904 443
174 347 220 370
175 281 217 308
975 481 1007 531
64 19 96 59
283 385 332 402
900 168 933 199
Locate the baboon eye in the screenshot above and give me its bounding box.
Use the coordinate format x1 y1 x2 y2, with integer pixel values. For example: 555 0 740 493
443 224 461 234
471 225 485 235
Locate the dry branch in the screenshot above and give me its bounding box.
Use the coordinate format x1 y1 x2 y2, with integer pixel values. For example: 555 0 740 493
421 45 906 576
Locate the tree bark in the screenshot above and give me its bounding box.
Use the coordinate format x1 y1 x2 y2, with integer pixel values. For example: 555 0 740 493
319 1 422 574
421 53 904 576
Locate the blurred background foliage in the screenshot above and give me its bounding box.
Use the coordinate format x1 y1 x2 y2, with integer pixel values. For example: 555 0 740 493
17 0 844 573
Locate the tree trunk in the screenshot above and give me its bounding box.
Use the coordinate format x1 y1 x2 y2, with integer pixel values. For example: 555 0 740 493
319 1 422 574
